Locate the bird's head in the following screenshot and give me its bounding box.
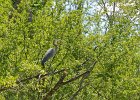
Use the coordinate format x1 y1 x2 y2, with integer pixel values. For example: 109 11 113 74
53 39 61 47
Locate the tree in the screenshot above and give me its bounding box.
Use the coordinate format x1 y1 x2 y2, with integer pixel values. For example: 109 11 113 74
0 0 139 100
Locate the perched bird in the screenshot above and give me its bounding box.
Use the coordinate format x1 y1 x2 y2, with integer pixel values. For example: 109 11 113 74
41 40 59 67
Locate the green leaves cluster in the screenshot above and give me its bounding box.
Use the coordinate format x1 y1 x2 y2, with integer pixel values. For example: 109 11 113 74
0 0 139 100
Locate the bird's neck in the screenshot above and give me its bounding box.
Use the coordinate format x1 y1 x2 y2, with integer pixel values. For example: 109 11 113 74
54 45 58 51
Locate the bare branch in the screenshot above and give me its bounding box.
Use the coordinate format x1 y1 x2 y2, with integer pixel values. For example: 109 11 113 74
0 69 66 92
70 84 89 100
63 71 90 85
43 70 67 100
101 0 110 20
113 2 116 16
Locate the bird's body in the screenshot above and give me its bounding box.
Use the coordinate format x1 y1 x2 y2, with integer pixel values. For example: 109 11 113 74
41 48 56 67
41 39 60 67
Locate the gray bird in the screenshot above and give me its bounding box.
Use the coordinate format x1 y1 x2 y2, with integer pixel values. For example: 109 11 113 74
41 40 59 67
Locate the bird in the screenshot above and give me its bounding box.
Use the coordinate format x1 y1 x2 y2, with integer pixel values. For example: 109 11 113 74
41 40 59 67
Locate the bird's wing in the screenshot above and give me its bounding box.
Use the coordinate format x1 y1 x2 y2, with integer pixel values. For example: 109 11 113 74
45 48 55 56
41 48 55 66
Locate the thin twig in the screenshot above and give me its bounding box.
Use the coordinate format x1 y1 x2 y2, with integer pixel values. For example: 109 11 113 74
101 0 110 20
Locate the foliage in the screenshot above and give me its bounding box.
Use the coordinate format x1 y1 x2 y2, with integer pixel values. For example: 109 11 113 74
0 0 140 100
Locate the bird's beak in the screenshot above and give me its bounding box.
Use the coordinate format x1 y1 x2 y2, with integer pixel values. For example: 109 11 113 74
53 39 62 46
57 39 62 45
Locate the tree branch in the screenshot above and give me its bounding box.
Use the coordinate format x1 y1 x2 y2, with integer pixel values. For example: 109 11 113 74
70 84 89 100
0 69 66 92
43 70 67 100
63 71 90 85
101 0 110 20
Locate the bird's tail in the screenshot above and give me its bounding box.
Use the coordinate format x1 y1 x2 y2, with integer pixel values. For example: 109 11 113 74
41 61 45 68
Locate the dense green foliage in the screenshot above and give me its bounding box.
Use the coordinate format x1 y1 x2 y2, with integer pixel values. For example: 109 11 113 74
0 0 140 100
